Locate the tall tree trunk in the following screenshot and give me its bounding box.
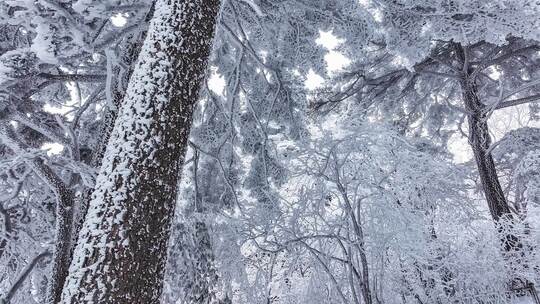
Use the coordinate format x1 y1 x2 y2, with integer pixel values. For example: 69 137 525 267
60 0 221 302
52 34 149 304
49 10 156 303
457 63 522 254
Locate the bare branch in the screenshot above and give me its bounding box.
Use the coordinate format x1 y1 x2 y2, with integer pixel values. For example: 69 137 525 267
37 73 107 83
477 44 540 72
1 250 52 304
495 94 540 110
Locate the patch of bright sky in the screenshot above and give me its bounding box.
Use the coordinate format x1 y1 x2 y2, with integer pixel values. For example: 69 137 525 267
316 30 344 50
44 82 80 117
487 67 502 80
448 104 540 163
317 30 351 72
448 132 472 163
111 13 128 28
305 69 324 90
42 142 64 156
208 68 226 95
305 30 351 90
43 103 64 114
326 51 351 73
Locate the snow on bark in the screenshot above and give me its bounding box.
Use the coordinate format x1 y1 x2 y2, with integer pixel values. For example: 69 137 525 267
60 0 222 302
57 34 148 304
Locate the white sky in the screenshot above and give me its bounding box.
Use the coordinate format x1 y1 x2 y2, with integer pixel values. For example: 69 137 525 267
111 14 128 27
305 30 350 90
449 103 540 163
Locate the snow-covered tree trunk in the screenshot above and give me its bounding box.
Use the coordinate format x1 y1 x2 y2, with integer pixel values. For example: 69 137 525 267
56 34 149 304
60 0 222 302
459 77 512 220
455 44 522 254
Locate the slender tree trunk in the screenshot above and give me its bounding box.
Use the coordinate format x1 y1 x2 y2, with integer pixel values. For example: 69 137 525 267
43 162 74 304
461 76 511 220
2 250 51 304
0 123 74 304
60 0 221 302
457 66 522 254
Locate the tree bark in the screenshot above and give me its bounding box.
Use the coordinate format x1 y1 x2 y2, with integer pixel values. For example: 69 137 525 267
458 69 522 253
55 31 151 304
60 0 222 302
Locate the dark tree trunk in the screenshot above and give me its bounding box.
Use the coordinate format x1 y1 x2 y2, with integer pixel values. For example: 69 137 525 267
49 11 155 303
460 76 511 220
457 67 522 254
52 34 150 304
42 160 74 304
60 0 222 302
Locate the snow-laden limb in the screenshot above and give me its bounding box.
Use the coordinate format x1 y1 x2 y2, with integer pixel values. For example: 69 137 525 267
60 0 222 302
373 0 540 66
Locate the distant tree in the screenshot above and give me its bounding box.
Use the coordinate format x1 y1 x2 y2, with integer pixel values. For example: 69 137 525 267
316 0 540 271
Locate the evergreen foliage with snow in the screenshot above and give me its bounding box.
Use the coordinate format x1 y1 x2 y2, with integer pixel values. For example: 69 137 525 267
0 1 538 304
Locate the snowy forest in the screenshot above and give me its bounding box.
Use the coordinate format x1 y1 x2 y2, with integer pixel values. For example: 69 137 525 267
0 0 540 303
